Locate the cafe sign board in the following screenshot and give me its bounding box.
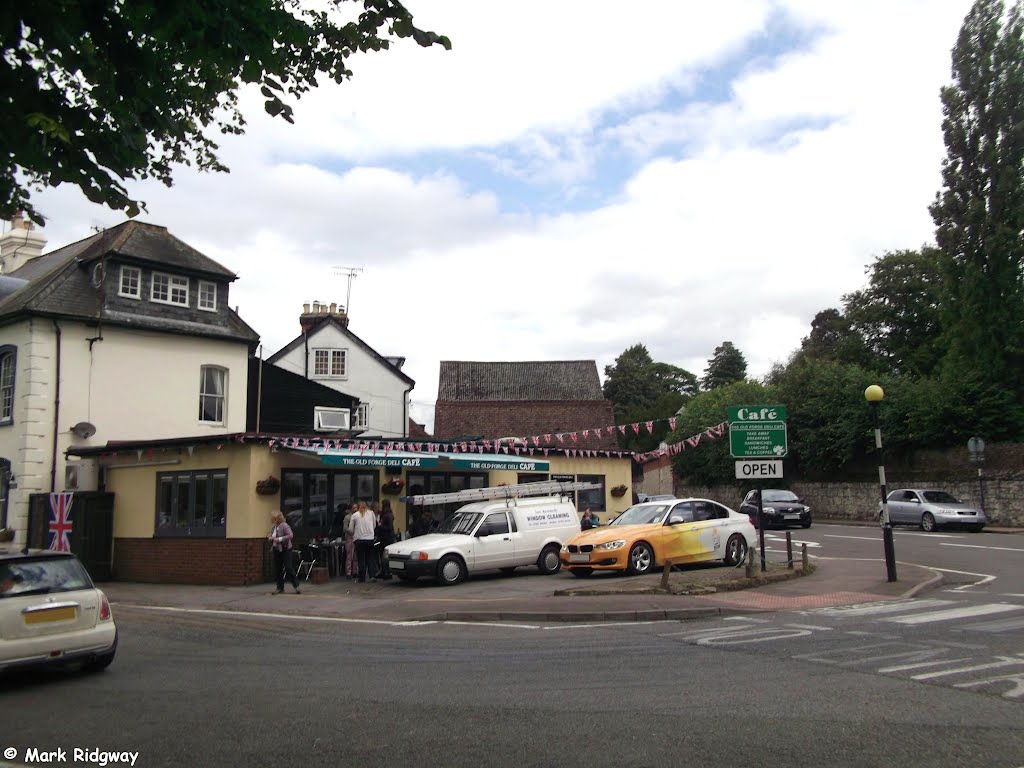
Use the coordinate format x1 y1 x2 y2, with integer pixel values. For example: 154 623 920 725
728 405 788 459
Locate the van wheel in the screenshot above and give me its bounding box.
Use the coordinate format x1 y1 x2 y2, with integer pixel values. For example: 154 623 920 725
570 568 593 578
436 555 466 586
537 545 562 575
627 543 654 575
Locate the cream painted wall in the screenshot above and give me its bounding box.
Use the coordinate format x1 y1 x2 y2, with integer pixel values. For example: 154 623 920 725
0 317 251 542
272 323 410 438
104 444 279 539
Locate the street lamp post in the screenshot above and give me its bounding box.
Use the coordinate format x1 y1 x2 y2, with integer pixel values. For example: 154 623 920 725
865 385 898 582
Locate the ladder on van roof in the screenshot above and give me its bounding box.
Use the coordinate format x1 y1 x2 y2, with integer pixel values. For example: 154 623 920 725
400 480 602 507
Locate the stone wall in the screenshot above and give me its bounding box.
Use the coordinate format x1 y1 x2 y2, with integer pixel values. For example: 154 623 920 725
653 477 1023 528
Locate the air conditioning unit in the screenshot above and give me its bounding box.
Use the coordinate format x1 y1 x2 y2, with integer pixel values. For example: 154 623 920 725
65 459 99 492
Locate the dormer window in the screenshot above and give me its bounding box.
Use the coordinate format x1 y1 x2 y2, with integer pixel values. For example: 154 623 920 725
198 280 217 312
152 272 189 306
119 266 141 299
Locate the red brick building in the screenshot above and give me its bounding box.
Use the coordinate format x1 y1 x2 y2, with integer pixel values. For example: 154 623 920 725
433 361 619 450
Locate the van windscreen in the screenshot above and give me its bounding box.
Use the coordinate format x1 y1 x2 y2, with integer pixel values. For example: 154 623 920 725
436 512 482 535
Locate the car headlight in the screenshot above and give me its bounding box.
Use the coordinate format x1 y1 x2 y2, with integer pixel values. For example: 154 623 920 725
763 506 776 514
407 551 429 561
595 540 627 551
804 506 811 514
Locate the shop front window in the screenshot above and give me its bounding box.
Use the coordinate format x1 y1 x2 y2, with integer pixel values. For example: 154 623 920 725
281 469 379 537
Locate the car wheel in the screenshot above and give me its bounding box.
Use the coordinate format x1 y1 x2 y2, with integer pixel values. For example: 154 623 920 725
570 567 593 578
626 542 654 575
536 545 562 575
723 534 748 566
801 514 812 529
435 555 466 586
83 632 117 673
921 512 937 532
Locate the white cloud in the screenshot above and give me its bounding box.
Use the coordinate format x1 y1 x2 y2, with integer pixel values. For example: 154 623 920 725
22 0 977 436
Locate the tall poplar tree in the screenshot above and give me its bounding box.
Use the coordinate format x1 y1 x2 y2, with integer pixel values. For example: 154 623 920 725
929 0 1024 397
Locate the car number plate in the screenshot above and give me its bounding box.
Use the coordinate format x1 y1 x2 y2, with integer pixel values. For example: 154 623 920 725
785 514 800 519
23 606 76 625
390 560 405 570
569 553 590 563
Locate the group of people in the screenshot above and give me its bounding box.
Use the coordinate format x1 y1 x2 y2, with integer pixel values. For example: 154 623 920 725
340 500 397 583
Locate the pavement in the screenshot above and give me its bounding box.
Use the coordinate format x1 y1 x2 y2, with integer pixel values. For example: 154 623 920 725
100 551 947 625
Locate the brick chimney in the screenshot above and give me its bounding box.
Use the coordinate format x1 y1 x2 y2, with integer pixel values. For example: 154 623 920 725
0 213 48 274
300 300 349 333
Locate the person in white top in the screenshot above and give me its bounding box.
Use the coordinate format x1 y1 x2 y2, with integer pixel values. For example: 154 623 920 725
351 500 379 583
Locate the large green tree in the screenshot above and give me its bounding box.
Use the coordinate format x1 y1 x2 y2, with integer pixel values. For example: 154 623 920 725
929 0 1024 397
842 248 945 377
602 344 698 452
795 308 873 370
1 0 450 223
700 341 747 390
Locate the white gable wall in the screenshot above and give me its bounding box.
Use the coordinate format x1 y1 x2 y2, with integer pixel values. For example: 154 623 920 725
271 323 409 438
0 317 249 538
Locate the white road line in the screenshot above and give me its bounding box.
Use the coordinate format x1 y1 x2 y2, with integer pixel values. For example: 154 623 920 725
895 532 965 539
120 604 417 626
879 658 972 674
941 543 1024 553
825 535 880 541
886 603 1023 625
445 621 540 629
961 616 1024 633
724 616 771 623
817 599 955 617
786 624 834 631
921 566 996 591
912 656 1024 681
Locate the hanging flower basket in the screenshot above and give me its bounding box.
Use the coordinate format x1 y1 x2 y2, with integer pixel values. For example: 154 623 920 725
381 477 405 494
256 475 280 495
610 484 629 498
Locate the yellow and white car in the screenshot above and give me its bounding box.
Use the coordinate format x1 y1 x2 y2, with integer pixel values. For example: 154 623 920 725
561 499 755 577
0 548 117 674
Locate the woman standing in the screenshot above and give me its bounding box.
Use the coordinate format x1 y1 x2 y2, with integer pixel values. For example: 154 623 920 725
352 501 378 583
268 511 301 594
342 502 358 579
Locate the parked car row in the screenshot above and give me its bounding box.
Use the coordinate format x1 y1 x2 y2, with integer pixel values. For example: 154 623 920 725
384 494 757 585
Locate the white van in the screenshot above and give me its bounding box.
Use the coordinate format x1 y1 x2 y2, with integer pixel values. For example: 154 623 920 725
384 496 581 586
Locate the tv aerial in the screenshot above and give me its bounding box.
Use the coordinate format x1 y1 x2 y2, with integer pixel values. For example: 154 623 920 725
332 266 363 315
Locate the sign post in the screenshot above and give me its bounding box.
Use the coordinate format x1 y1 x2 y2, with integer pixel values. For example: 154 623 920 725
729 406 788 572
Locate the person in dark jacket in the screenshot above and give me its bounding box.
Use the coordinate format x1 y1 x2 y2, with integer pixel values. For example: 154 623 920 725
376 500 397 579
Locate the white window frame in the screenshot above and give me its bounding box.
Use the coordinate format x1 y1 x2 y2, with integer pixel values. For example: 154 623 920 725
352 403 369 430
198 365 227 425
0 350 15 424
313 406 351 432
198 280 217 312
151 272 190 307
118 266 141 299
313 348 347 378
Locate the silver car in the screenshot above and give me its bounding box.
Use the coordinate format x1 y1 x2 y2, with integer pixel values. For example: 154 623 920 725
882 488 986 532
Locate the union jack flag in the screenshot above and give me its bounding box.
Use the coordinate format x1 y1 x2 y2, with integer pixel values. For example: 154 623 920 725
48 492 74 552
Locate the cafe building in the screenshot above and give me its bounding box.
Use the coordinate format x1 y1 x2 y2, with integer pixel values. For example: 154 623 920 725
66 433 634 585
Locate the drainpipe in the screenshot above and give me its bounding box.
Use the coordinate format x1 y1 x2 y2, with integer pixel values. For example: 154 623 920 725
303 330 309 379
403 385 413 438
50 321 62 492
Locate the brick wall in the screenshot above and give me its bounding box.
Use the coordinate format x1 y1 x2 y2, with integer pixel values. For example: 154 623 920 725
434 400 619 450
114 538 272 585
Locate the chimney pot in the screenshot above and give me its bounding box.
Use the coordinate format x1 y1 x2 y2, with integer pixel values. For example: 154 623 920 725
329 302 337 314
303 302 310 314
318 303 327 315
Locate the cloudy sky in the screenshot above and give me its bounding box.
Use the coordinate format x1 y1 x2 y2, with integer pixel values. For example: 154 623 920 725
22 0 973 432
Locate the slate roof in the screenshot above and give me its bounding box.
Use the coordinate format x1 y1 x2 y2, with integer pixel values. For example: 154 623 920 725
437 361 604 401
0 221 258 344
